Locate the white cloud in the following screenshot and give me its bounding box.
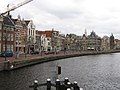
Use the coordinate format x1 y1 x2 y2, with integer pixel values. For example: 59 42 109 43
0 0 120 39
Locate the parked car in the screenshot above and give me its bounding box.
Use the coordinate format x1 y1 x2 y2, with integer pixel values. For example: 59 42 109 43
1 50 13 57
45 51 55 55
0 52 2 57
30 51 39 54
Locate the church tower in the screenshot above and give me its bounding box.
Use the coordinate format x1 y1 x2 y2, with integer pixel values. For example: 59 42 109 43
85 28 87 36
110 33 115 49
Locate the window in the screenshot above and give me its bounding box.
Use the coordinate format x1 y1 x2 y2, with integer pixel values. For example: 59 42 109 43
7 34 10 41
0 23 2 30
3 33 6 41
3 27 6 30
48 42 50 45
29 29 30 35
11 28 14 31
31 30 32 36
11 45 13 51
33 30 34 36
7 45 10 51
42 40 43 44
3 44 5 51
31 24 32 28
0 43 1 52
11 34 13 41
16 37 18 40
0 32 1 41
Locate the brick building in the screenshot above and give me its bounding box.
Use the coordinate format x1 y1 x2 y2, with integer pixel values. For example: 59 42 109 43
13 15 27 53
0 15 15 52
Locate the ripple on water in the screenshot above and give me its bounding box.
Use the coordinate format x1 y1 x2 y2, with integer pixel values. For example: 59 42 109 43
0 53 120 90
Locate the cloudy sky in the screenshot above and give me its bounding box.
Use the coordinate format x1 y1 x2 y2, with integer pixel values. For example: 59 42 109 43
0 0 120 39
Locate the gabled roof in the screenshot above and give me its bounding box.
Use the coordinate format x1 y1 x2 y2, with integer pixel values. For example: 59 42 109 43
3 15 15 27
90 31 96 37
37 30 59 37
87 31 100 38
44 31 53 37
25 20 30 25
37 31 45 35
12 19 18 23
82 34 87 39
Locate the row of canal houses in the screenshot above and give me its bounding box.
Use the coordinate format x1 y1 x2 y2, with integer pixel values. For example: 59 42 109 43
0 14 120 54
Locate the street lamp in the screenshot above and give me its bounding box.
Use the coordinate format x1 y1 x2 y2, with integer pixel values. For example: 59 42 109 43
24 37 27 58
24 27 28 58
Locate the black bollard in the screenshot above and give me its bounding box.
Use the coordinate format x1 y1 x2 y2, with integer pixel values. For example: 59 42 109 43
56 79 61 90
64 77 69 85
4 60 10 70
64 78 70 90
73 81 80 90
67 82 72 89
60 84 66 90
33 80 38 90
47 78 51 90
67 88 71 90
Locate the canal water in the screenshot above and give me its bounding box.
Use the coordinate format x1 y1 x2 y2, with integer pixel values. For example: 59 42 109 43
1 53 120 90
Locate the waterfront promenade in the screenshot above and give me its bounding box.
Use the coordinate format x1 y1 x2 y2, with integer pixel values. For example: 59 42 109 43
0 50 120 71
0 51 80 62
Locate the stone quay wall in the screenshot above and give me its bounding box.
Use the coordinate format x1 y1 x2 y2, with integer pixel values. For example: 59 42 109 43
1 50 120 71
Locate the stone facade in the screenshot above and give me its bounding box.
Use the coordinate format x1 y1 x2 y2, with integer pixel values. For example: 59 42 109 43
81 34 88 51
87 31 101 51
59 34 66 51
36 29 61 52
13 15 27 53
101 36 110 51
65 34 81 51
25 20 36 53
114 39 120 50
51 29 61 52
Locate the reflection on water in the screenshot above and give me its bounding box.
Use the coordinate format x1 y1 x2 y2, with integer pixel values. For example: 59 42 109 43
0 53 120 90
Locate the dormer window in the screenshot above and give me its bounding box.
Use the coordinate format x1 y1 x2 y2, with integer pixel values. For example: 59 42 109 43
31 24 32 28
